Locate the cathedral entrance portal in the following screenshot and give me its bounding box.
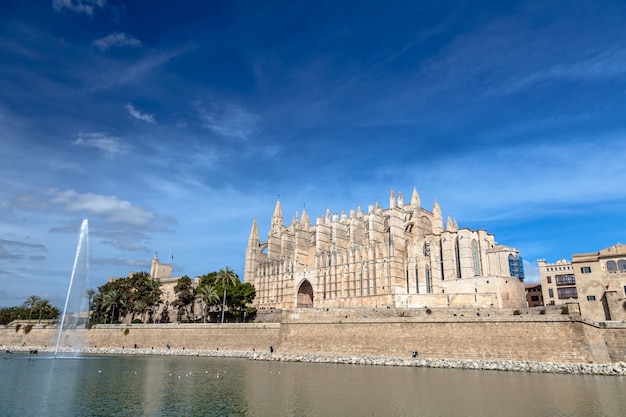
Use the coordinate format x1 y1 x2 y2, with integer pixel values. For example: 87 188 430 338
297 280 314 308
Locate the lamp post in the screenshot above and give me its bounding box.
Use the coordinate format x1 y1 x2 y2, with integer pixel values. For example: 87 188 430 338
243 311 247 323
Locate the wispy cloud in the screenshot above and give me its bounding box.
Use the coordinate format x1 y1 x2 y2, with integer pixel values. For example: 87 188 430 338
499 47 626 94
94 32 142 51
73 132 130 157
48 189 156 226
96 230 152 251
0 239 48 260
52 0 106 16
407 133 626 222
124 103 155 123
91 257 151 268
89 47 189 91
195 100 258 141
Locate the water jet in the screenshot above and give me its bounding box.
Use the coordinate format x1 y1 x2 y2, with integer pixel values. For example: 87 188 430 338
55 219 90 356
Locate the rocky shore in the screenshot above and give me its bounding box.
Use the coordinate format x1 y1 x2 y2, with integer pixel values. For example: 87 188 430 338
4 345 625 376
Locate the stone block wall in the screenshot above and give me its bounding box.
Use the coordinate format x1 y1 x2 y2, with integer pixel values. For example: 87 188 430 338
275 318 601 363
0 323 281 353
2 316 625 364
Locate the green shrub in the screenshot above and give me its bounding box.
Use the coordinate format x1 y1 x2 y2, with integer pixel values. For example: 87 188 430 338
561 306 569 315
513 310 521 315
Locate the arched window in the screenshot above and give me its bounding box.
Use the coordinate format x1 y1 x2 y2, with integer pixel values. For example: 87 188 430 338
618 259 626 272
455 239 461 278
607 260 617 273
425 265 432 294
406 266 410 293
472 239 482 276
415 267 419 293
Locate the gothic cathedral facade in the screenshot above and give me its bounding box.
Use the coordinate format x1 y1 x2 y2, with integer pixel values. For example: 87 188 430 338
244 188 526 310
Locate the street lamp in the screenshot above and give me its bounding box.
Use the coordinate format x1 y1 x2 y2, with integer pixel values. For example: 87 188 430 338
243 311 247 323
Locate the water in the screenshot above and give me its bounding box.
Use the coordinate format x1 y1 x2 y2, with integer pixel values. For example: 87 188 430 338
56 219 90 355
1 353 625 417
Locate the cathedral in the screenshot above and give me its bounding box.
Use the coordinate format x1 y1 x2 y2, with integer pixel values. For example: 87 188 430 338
244 188 526 310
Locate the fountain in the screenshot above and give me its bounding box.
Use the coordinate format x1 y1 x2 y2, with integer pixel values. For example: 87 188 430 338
55 219 90 356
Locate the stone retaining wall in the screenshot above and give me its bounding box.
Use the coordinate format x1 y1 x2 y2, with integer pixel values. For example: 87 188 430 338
2 316 625 366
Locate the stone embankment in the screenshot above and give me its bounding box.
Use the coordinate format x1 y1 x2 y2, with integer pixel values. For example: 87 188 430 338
5 345 625 376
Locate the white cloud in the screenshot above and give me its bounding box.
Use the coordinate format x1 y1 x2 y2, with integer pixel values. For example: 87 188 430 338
52 0 106 16
73 132 130 157
48 189 155 226
124 103 155 123
94 32 142 51
522 260 539 284
195 100 258 141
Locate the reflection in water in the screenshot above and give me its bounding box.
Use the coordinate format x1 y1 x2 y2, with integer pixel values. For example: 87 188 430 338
1 354 625 417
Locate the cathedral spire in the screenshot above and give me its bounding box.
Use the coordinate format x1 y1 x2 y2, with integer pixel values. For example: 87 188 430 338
411 187 421 208
248 217 260 245
433 200 442 218
301 207 310 227
389 188 396 209
397 190 404 207
271 198 283 230
433 200 444 234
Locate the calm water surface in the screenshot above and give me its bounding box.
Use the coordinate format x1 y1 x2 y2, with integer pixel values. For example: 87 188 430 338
1 353 625 416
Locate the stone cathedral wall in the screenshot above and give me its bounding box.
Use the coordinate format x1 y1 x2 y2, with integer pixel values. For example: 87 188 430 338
3 316 626 363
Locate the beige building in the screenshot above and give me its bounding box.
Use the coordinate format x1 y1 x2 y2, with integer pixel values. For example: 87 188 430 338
537 259 577 306
244 188 527 310
143 253 199 322
525 283 543 307
572 243 626 321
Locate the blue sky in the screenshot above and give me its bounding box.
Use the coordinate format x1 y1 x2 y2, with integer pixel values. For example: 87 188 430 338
2 0 626 307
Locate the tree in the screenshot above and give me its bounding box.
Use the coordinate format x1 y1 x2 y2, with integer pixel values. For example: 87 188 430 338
89 272 164 324
226 282 256 322
125 272 152 323
101 290 123 323
22 295 41 324
146 279 163 323
33 299 56 323
0 299 59 325
173 276 195 322
216 267 239 323
135 300 149 323
195 283 219 323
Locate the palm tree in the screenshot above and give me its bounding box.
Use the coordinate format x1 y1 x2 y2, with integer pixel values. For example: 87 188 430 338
135 300 149 323
34 299 53 323
216 267 238 324
101 290 122 324
195 283 219 323
85 289 95 324
22 295 41 324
